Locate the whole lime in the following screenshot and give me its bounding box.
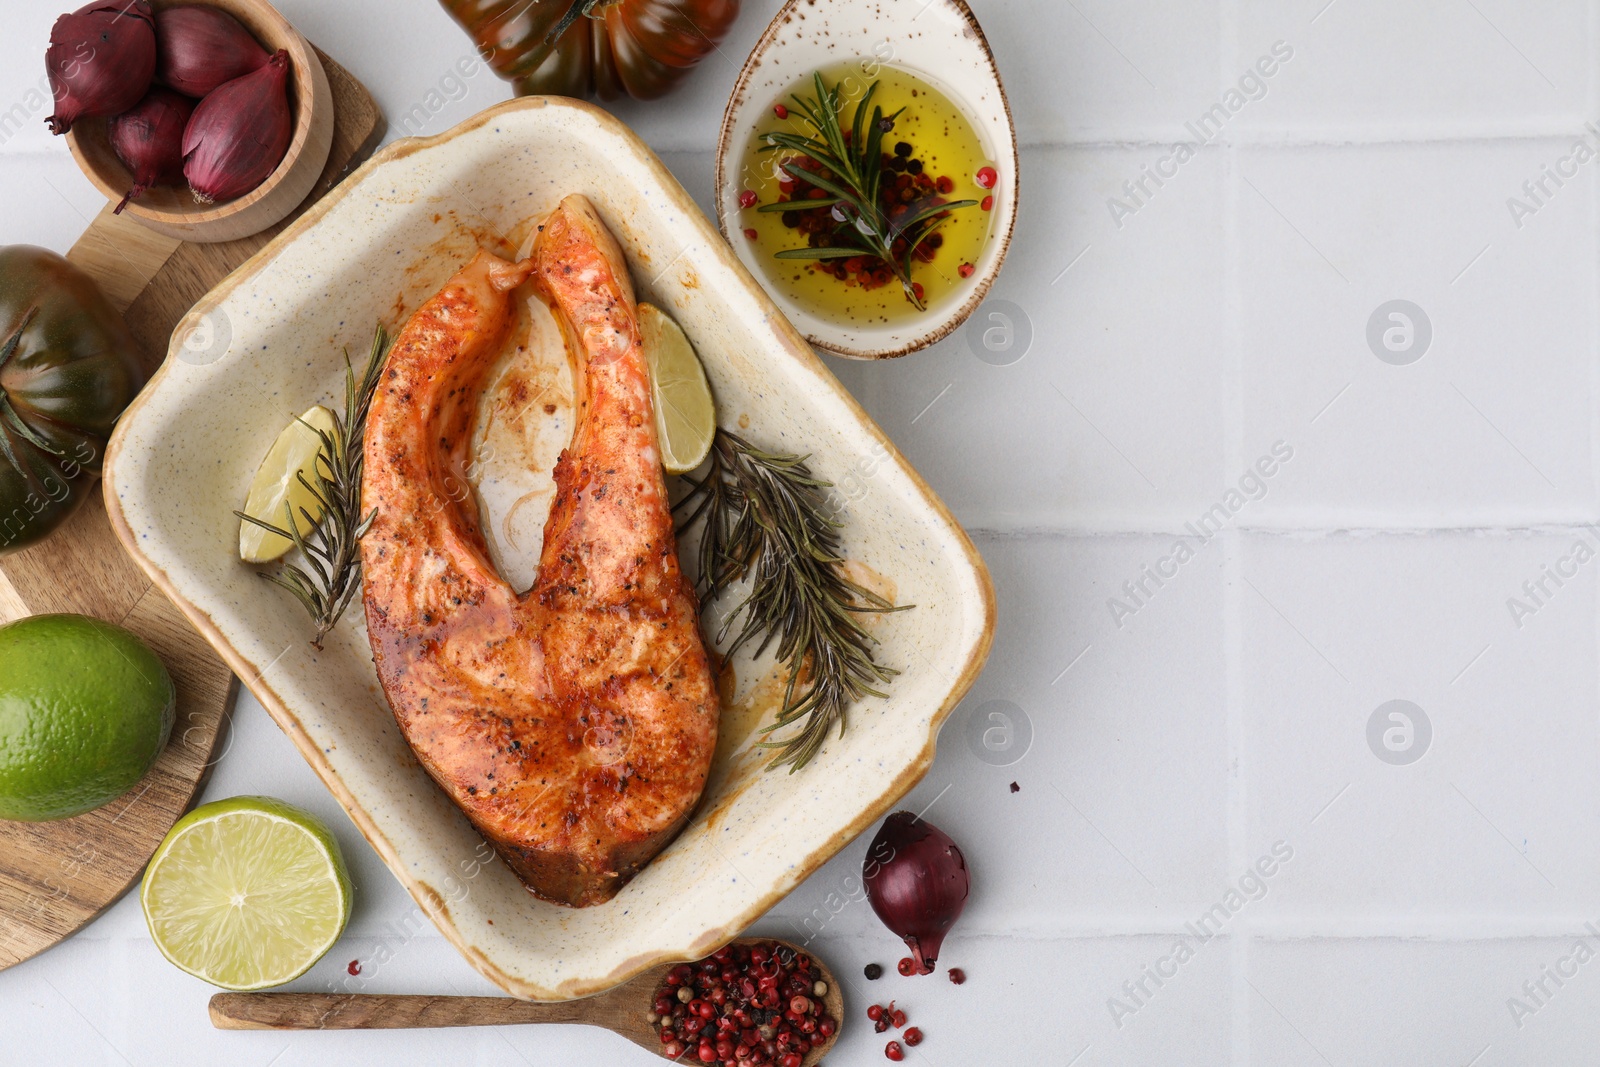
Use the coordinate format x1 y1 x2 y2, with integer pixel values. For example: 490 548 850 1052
0 614 176 821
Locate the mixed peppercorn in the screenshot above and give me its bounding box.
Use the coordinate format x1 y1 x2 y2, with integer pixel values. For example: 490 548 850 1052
868 999 921 1060
770 141 951 299
649 941 837 1066
748 133 996 301
858 961 971 1057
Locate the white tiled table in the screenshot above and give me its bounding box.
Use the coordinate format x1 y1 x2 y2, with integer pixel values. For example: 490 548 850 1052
3 1 1597 1063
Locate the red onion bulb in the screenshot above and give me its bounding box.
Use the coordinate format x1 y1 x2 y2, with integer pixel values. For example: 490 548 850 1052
154 6 270 98
44 0 157 135
107 87 195 214
182 50 293 205
863 811 970 974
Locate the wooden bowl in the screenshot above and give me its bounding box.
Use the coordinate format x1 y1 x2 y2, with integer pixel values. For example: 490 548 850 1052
65 0 333 244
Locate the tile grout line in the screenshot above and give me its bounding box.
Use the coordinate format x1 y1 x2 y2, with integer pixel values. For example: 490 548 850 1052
962 521 1600 539
1591 0 1600 941
1220 1 1251 1060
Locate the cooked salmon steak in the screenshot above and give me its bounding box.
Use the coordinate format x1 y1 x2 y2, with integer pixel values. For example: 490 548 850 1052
360 195 719 907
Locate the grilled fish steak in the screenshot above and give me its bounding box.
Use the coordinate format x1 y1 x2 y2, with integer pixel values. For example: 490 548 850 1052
360 196 718 907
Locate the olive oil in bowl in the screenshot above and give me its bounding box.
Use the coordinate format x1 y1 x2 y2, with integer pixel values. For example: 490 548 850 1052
732 62 1000 329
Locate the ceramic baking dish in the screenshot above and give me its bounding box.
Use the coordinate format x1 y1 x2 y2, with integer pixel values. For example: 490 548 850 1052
103 96 994 1000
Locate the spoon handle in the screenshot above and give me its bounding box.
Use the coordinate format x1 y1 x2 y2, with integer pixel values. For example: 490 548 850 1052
209 992 593 1030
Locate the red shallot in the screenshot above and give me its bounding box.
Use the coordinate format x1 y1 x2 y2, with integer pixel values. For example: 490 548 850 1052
863 811 970 975
154 6 269 98
45 0 157 135
107 87 194 214
182 50 293 204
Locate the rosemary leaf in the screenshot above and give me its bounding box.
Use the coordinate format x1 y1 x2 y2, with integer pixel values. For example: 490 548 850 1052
893 198 981 237
756 198 840 214
774 248 868 261
675 428 911 772
233 324 390 650
758 73 973 311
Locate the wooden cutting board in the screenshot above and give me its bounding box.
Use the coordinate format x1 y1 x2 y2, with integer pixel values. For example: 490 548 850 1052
0 47 383 973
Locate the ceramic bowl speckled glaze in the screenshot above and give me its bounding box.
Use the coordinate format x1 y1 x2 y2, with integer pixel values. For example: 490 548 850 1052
104 97 994 1000
715 0 1019 359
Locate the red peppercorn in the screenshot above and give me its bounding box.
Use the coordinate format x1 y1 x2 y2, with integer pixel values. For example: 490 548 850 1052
886 1041 905 1061
958 262 975 278
698 1040 717 1062
911 282 925 303
818 1016 836 1037
948 967 966 984
739 189 758 209
976 166 998 189
867 1004 884 1021
780 1054 802 1067
890 1008 907 1029
347 959 361 976
897 957 916 976
774 104 789 119
904 1027 924 1046
743 228 758 240
936 175 955 194
981 195 994 212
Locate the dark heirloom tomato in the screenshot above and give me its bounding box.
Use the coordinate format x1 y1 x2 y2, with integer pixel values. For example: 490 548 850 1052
0 246 144 554
440 0 740 100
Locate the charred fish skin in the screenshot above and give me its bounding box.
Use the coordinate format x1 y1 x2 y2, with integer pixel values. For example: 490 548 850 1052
360 197 718 907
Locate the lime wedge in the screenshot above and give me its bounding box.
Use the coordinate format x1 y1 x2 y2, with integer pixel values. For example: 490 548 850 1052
638 303 716 474
141 795 352 991
238 405 338 563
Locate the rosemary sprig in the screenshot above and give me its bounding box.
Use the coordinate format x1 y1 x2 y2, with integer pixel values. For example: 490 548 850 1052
236 325 390 650
676 429 910 772
760 72 978 310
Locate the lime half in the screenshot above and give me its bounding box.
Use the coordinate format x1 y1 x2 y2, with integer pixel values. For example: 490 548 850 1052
638 303 716 474
141 795 352 990
239 405 338 564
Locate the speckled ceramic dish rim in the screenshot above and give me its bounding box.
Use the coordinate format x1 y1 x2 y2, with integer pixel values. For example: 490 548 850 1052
103 96 995 1000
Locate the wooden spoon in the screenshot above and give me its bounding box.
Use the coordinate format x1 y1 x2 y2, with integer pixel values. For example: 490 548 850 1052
208 938 844 1065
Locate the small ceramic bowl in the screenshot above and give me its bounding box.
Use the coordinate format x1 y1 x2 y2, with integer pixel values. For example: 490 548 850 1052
715 0 1019 359
66 0 333 244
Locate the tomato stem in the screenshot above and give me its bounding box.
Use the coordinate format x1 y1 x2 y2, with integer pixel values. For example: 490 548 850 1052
542 0 609 47
0 308 37 375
